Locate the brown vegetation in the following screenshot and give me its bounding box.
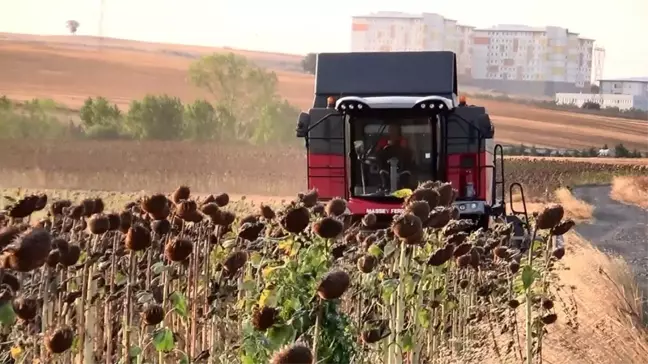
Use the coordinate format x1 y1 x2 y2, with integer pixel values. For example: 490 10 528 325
610 176 648 209
540 234 648 364
1 141 647 200
1 34 647 150
554 188 595 222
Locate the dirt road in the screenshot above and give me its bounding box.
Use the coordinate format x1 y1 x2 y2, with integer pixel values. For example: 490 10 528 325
572 184 648 298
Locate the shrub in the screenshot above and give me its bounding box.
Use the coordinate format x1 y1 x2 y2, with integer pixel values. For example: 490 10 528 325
79 97 122 129
183 99 222 141
125 94 185 140
0 109 74 140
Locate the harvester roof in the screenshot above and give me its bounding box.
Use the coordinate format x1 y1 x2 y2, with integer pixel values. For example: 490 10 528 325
314 51 458 99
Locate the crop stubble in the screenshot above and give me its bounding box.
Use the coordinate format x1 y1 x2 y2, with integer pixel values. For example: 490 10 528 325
1 141 647 200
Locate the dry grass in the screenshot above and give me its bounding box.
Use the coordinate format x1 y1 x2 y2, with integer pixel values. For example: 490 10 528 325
1 141 646 201
610 176 648 209
1 34 647 150
540 233 648 364
554 187 595 222
508 187 593 222
0 141 305 196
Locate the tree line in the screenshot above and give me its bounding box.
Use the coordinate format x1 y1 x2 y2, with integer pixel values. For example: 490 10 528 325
0 53 300 145
502 143 645 158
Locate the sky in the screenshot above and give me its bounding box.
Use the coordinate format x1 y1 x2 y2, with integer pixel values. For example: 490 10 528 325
1 0 647 79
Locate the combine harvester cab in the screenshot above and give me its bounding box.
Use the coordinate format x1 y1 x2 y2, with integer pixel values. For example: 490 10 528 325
295 51 530 236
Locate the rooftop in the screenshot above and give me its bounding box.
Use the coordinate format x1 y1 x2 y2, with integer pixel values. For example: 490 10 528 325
474 24 546 32
352 11 456 22
353 11 424 19
600 77 648 83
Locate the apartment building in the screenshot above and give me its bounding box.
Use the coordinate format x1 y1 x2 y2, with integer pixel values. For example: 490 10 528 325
469 25 594 96
350 14 598 97
350 12 473 75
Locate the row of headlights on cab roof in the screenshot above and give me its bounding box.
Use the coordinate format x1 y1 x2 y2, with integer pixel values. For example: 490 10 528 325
325 95 469 108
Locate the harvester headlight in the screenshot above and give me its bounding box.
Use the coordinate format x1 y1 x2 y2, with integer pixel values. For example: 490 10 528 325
340 104 347 109
420 104 426 109
471 203 478 209
357 104 363 109
349 104 354 109
458 204 466 211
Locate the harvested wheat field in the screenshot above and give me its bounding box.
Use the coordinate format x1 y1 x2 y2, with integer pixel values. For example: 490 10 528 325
1 33 647 151
2 140 647 198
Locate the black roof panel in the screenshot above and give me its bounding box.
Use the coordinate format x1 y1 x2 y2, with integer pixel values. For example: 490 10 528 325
315 51 457 98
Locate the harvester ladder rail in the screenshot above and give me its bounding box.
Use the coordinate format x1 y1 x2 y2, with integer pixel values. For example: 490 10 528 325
493 144 506 212
509 182 531 234
305 113 339 134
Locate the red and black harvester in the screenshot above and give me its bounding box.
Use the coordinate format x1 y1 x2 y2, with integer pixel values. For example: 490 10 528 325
295 51 529 233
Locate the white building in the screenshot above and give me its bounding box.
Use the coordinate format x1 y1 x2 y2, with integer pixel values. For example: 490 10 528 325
350 12 473 75
599 77 648 98
592 46 606 85
555 93 648 111
470 25 593 88
350 15 597 96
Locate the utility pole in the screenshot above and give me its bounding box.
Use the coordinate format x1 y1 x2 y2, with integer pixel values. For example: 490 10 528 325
98 0 105 50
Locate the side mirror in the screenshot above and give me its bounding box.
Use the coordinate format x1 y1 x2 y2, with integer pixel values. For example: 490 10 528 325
353 140 365 155
295 112 310 138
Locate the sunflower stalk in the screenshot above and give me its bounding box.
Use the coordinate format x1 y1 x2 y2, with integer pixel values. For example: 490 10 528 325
525 227 539 364
123 251 137 363
393 242 410 364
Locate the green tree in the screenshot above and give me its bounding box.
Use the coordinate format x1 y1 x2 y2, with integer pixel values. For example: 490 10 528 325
189 53 277 110
250 99 300 144
126 95 185 140
184 99 233 141
79 97 121 127
301 53 316 74
79 97 125 139
66 20 80 35
188 53 281 140
0 96 12 111
614 143 630 158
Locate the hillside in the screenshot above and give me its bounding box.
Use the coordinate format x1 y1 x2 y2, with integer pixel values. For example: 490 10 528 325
0 33 646 151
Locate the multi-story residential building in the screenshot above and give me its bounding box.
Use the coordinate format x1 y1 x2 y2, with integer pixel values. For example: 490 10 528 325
469 25 594 96
456 25 474 76
350 12 473 75
351 15 597 97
